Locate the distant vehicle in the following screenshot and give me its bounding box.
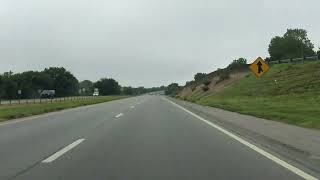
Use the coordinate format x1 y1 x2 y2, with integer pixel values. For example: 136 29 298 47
40 90 55 98
93 88 99 96
93 92 99 96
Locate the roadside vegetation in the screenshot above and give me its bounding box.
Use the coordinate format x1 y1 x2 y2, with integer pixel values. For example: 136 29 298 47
172 28 320 129
0 96 128 122
0 67 165 100
198 62 320 129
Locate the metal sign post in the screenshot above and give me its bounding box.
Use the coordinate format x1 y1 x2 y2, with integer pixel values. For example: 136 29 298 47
18 90 22 104
38 89 42 103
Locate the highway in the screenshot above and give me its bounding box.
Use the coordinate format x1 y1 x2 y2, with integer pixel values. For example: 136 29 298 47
0 95 316 180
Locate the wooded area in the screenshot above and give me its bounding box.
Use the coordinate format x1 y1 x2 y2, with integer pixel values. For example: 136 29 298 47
0 67 165 99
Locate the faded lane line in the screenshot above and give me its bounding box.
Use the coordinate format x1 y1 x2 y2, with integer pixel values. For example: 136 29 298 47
42 139 85 163
130 106 135 109
163 98 318 180
115 113 123 118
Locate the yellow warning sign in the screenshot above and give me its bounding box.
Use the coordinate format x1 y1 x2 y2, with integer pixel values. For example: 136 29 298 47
250 57 269 78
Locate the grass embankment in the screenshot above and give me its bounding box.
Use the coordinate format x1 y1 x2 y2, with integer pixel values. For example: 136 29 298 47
0 96 128 122
197 62 320 129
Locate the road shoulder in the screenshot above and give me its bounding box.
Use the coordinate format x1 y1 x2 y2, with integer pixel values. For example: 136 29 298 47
169 97 320 177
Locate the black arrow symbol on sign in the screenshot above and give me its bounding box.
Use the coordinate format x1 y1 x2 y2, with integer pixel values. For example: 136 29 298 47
257 61 263 74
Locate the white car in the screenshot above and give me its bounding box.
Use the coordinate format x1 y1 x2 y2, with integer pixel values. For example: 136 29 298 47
93 92 99 96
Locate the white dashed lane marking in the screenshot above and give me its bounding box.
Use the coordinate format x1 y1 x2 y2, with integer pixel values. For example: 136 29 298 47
115 113 123 118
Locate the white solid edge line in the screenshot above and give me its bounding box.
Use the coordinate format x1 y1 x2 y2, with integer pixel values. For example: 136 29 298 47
0 119 32 126
42 139 85 163
0 114 52 126
163 98 318 180
115 113 123 118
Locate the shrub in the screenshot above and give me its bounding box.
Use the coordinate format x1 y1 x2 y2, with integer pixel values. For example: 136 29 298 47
227 58 247 70
203 79 211 86
202 86 209 92
216 72 230 84
185 80 194 86
194 73 207 81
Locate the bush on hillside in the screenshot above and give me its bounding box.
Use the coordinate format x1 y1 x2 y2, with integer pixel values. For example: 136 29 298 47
227 58 248 71
194 73 207 81
165 83 180 96
185 80 194 86
216 72 230 84
202 86 209 92
203 79 211 86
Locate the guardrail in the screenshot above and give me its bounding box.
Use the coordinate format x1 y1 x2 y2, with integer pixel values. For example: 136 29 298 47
268 55 319 64
0 96 98 106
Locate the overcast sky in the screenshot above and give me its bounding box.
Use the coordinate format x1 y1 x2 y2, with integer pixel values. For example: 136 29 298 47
0 0 319 87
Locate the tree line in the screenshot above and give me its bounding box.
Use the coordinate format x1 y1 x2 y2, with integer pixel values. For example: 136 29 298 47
268 28 319 61
80 79 165 96
0 67 165 99
0 67 78 99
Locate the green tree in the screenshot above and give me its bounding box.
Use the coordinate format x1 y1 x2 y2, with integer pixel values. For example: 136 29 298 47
43 67 78 97
136 87 146 94
122 86 134 95
194 73 207 81
165 83 180 96
94 78 120 95
0 75 4 98
185 81 194 86
0 72 17 99
11 71 51 98
79 80 93 95
268 28 315 60
31 72 54 91
0 68 79 99
1 71 35 99
1 75 18 99
227 58 247 70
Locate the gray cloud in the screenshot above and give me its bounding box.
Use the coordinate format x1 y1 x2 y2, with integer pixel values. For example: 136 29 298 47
0 0 319 87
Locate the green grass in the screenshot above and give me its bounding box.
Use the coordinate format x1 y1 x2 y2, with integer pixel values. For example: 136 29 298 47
196 61 320 129
0 96 128 122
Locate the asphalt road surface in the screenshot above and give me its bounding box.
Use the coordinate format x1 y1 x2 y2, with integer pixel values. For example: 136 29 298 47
0 95 317 180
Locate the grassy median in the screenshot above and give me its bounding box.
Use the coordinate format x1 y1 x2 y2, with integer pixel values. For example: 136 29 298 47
197 62 320 129
0 96 128 122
